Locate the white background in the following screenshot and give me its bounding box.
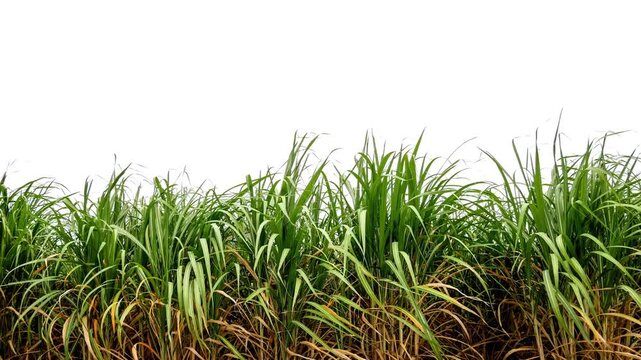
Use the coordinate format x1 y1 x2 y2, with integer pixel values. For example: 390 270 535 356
1 1 640 192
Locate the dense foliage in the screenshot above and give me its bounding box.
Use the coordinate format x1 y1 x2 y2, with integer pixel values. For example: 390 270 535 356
1 131 640 359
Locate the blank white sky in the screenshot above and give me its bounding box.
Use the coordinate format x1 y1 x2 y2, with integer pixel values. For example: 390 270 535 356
1 1 640 192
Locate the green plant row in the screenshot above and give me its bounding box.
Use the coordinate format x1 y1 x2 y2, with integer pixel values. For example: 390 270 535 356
1 130 640 359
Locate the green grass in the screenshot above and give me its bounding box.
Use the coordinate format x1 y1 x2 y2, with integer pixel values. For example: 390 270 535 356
1 130 641 359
